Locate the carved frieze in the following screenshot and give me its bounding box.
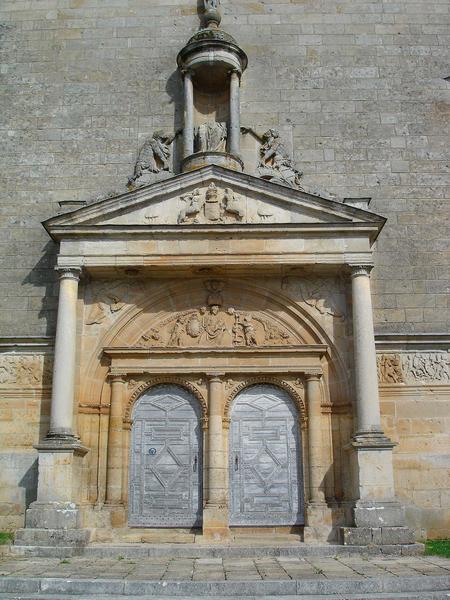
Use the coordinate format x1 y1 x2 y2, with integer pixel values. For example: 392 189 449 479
0 354 53 387
377 354 404 384
377 352 450 384
178 183 244 224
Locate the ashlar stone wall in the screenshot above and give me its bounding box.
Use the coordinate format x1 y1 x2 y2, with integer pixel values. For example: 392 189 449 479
0 0 449 335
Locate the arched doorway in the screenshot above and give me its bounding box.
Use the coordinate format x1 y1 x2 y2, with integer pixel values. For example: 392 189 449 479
129 384 203 527
229 384 304 526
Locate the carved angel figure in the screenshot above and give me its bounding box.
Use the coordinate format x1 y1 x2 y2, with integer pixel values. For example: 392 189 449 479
258 129 303 190
223 188 244 220
129 131 174 185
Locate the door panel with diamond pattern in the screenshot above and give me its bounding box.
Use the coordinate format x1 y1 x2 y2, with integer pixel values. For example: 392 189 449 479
129 384 202 527
229 384 304 526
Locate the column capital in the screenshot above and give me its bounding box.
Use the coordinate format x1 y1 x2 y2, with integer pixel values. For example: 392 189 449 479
109 374 126 384
304 373 322 382
55 266 82 281
206 372 225 383
349 264 373 279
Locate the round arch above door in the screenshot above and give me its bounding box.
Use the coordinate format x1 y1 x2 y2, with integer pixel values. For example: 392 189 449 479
229 383 304 526
129 384 203 528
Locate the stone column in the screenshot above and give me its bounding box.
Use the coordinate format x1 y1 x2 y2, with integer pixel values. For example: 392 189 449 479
203 374 229 541
305 374 325 503
48 267 81 439
17 266 89 549
350 265 382 435
303 373 332 543
183 70 194 157
106 376 125 505
340 265 414 547
229 70 241 156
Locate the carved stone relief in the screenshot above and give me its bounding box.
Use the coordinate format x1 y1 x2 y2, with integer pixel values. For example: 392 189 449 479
258 129 303 190
0 354 53 387
134 280 294 349
128 131 175 189
377 352 450 384
86 281 143 326
377 354 404 384
282 276 346 320
195 122 227 153
178 183 244 224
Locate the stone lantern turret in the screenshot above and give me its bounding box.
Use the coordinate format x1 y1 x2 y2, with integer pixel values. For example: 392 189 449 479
177 1 248 172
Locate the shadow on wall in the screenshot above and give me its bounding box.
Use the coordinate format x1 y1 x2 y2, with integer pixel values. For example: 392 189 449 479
165 69 184 174
18 459 38 512
21 240 58 336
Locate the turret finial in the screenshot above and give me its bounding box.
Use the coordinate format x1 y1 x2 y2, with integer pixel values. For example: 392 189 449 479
203 0 221 28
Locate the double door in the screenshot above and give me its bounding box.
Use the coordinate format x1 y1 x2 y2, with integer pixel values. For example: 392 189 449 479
128 383 303 527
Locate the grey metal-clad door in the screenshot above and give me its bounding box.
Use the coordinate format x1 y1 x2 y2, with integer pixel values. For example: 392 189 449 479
129 384 202 527
229 384 304 526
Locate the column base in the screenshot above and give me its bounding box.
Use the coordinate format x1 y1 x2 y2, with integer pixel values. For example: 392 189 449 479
103 503 126 528
202 504 230 542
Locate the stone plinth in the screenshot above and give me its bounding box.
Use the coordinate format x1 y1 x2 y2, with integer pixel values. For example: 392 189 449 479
16 439 90 549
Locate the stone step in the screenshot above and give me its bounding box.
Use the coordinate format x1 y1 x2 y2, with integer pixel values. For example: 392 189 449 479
0 593 448 600
11 542 425 559
0 574 448 597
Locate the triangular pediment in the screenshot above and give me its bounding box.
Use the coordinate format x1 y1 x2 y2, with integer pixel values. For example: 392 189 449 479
44 165 385 238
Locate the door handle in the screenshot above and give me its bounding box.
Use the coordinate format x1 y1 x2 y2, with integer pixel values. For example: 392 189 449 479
234 454 239 471
193 454 198 473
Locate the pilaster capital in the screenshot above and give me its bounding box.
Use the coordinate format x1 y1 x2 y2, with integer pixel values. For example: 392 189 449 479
181 68 193 79
349 264 373 279
55 266 82 282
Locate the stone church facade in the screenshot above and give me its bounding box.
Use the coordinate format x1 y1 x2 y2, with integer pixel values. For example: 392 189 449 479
0 0 449 549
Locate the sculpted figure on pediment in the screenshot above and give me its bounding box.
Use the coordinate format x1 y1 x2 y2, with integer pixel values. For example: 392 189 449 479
258 129 303 190
128 131 175 188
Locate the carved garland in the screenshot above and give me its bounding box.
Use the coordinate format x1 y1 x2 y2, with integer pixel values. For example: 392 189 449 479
124 376 208 426
223 377 306 424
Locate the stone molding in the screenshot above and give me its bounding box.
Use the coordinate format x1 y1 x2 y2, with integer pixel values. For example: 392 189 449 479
223 376 306 422
123 375 207 425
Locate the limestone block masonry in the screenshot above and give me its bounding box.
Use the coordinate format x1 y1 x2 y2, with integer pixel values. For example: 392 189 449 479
0 0 449 549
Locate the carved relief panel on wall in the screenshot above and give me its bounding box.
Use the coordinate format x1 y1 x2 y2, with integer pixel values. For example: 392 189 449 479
135 280 296 349
377 352 450 384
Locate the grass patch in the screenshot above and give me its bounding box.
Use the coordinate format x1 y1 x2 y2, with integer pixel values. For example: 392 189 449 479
425 540 450 558
0 532 13 545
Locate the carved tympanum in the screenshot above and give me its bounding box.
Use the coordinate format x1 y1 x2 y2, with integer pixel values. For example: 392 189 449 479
178 183 244 224
137 305 292 349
